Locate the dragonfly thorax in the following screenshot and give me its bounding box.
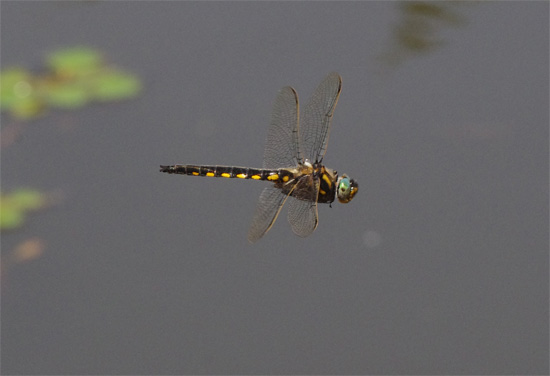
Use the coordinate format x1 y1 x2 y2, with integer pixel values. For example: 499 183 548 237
314 165 339 204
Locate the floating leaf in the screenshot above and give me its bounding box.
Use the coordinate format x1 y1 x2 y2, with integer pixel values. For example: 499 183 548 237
92 71 142 101
46 46 103 77
0 205 25 230
6 189 45 210
10 96 45 120
44 80 90 109
0 189 47 231
0 68 33 110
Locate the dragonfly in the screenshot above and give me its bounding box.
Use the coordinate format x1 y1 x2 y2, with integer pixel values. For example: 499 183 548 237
160 72 358 243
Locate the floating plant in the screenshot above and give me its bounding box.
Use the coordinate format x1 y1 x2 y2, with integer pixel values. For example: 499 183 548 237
1 47 141 120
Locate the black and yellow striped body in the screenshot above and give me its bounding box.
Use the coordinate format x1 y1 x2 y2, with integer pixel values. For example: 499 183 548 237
159 163 339 204
160 164 293 182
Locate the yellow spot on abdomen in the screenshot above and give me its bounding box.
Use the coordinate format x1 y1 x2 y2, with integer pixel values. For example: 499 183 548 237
236 173 247 179
206 172 215 177
282 175 290 182
192 172 199 176
251 175 261 180
221 173 231 178
267 174 279 181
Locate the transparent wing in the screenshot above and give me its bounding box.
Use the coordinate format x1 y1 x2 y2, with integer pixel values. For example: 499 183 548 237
286 176 319 238
300 72 342 163
263 86 301 169
248 185 293 243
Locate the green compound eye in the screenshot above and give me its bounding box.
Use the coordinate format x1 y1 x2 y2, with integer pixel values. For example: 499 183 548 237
340 178 350 193
337 175 358 204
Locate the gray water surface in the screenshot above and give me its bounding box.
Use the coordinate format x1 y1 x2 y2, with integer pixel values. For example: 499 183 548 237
1 2 548 374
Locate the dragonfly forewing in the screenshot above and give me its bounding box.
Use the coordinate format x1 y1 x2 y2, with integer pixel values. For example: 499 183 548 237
300 72 342 163
263 86 301 169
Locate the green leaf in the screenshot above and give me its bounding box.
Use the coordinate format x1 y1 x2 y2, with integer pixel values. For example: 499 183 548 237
46 47 103 77
10 96 45 119
0 189 48 231
6 189 45 210
0 205 25 230
43 81 90 109
1 67 33 110
91 71 142 101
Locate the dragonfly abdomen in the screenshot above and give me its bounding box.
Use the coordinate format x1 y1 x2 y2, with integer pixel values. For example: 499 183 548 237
160 165 293 182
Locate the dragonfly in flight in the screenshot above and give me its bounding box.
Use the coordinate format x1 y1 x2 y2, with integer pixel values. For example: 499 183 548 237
160 72 358 243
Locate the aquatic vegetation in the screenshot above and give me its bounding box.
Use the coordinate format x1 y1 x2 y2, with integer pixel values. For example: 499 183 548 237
1 47 141 120
0 188 58 230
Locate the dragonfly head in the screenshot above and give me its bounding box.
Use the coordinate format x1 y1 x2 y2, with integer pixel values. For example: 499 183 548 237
336 174 358 203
